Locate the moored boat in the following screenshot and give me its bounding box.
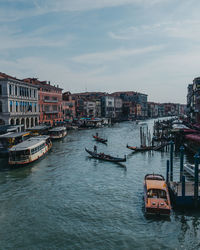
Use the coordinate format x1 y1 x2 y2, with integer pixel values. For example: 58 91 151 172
48 127 67 140
8 136 52 166
0 131 30 157
183 163 200 178
127 144 153 152
144 174 171 216
85 148 126 163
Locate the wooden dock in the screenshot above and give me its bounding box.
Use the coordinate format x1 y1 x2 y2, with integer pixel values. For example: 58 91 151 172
168 181 200 207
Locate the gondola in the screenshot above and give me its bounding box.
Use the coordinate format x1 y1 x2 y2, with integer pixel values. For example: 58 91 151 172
85 148 126 162
127 144 153 152
93 135 107 144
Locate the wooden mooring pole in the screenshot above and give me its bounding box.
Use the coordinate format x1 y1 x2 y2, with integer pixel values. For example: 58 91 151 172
166 160 169 183
194 154 199 208
180 146 184 182
170 141 174 181
182 175 185 197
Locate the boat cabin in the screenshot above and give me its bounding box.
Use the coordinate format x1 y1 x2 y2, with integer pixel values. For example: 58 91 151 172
28 125 51 136
48 127 67 139
9 136 52 165
0 131 30 156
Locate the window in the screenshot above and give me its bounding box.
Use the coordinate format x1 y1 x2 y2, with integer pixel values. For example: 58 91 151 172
15 86 17 96
52 105 57 111
16 101 18 112
9 85 12 96
10 101 13 112
0 101 2 112
44 96 49 100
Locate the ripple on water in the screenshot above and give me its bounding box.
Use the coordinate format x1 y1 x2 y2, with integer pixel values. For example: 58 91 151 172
0 120 200 249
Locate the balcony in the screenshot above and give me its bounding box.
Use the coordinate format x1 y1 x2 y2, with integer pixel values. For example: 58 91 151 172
44 99 58 103
44 111 58 114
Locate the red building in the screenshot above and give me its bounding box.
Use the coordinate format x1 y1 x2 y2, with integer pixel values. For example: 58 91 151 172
23 78 63 126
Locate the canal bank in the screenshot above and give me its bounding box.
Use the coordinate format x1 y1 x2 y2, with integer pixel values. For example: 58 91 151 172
0 119 200 249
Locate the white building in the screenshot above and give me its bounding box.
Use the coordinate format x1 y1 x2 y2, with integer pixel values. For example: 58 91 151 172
101 96 115 118
0 74 39 130
114 97 123 119
84 101 96 117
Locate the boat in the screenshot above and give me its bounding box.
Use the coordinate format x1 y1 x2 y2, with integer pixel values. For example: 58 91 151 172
144 174 171 216
93 135 107 144
48 126 67 140
183 163 200 178
127 144 153 152
0 131 30 157
28 125 51 136
8 136 52 166
85 148 126 162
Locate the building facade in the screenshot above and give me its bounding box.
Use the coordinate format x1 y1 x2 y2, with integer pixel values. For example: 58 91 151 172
0 73 39 129
62 92 76 121
101 96 115 118
24 78 63 126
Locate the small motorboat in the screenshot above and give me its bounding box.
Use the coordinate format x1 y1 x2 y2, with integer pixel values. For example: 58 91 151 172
144 174 171 216
127 145 153 152
85 148 126 163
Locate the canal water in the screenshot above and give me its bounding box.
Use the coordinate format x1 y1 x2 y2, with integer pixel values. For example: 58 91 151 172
0 119 200 250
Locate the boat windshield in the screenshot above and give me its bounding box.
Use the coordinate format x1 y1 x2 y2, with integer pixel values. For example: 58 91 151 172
147 189 167 199
146 175 164 181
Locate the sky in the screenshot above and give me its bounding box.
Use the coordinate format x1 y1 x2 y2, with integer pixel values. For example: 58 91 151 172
1 0 200 103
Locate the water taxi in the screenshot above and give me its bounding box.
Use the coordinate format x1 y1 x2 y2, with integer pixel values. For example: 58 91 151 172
8 136 52 166
0 131 30 157
48 127 67 140
144 174 171 216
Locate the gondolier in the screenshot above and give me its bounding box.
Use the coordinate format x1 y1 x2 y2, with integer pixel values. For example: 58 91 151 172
94 145 97 153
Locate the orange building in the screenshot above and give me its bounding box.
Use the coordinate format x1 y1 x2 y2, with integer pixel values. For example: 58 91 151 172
23 78 63 126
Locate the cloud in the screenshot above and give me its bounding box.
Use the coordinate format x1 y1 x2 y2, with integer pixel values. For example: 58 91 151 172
72 45 165 64
0 0 171 22
109 19 200 42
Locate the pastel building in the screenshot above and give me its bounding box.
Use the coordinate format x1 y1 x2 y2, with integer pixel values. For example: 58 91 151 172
24 78 63 126
0 72 39 129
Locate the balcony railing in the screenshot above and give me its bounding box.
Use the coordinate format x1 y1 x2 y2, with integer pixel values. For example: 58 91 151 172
44 99 58 103
44 111 58 114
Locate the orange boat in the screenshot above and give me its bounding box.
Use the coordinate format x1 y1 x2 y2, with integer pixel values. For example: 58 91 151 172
144 174 171 216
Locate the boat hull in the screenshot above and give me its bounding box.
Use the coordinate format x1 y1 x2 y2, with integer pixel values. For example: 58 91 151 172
85 148 126 162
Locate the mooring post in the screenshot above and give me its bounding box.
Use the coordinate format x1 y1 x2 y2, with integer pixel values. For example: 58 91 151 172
170 141 174 181
194 154 199 207
166 160 169 183
182 175 185 197
180 146 184 182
